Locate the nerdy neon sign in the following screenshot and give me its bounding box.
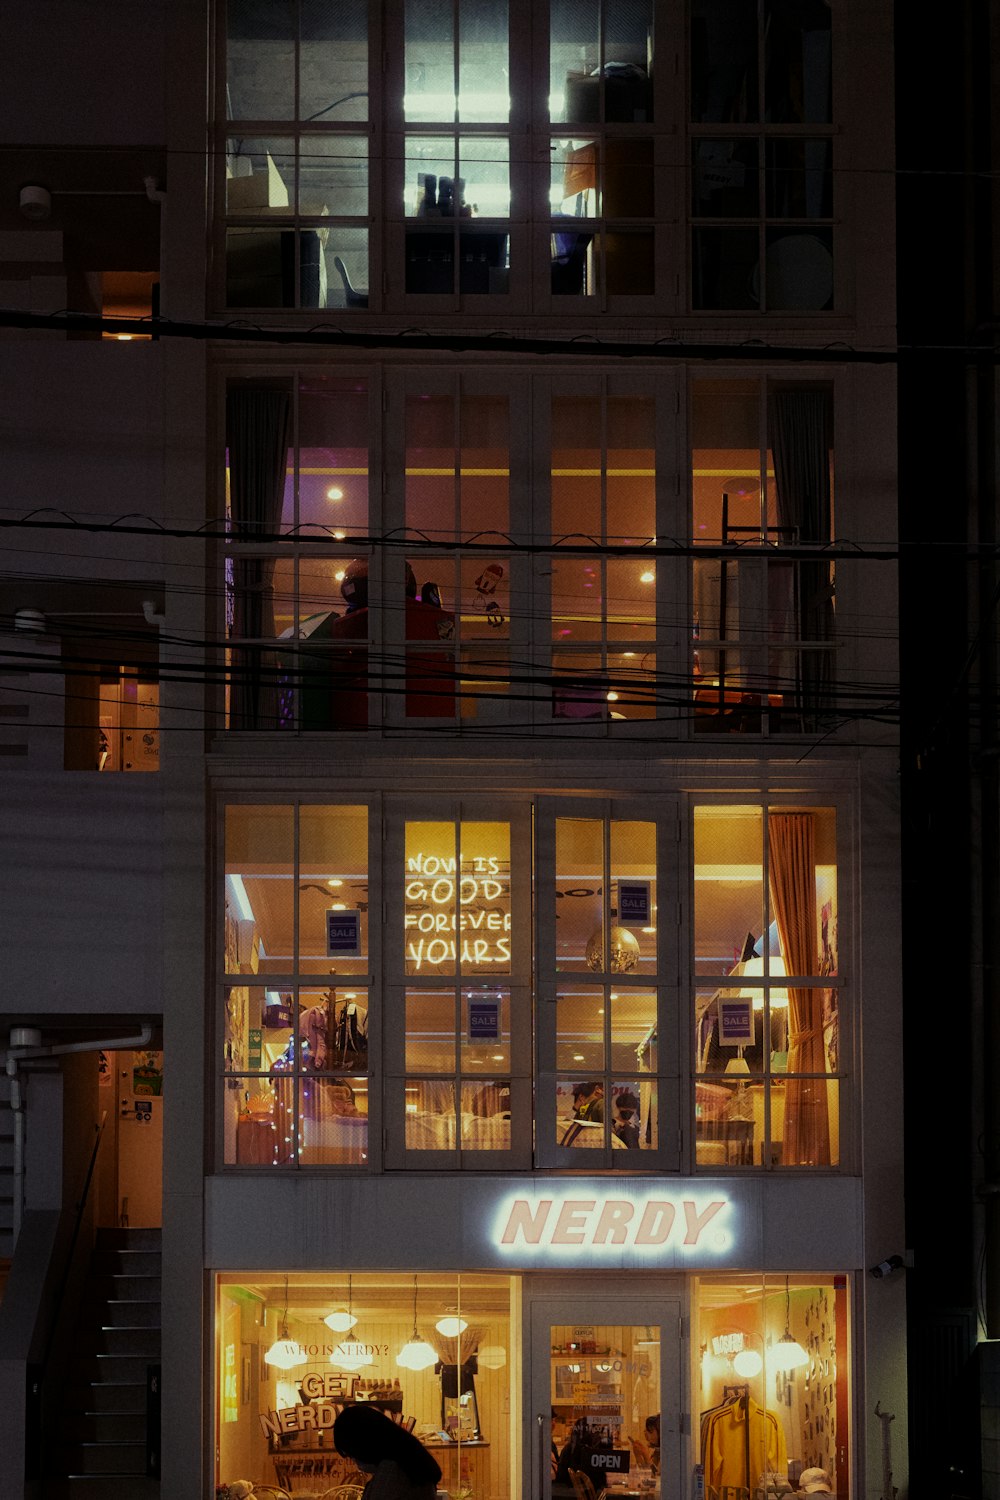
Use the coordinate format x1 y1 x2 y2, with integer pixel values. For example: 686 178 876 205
493 1192 732 1257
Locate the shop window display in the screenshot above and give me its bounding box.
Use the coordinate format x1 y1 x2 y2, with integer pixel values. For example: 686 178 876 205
222 804 371 1165
215 1271 512 1500
398 817 519 1154
695 1275 848 1498
693 805 840 1169
551 816 661 1159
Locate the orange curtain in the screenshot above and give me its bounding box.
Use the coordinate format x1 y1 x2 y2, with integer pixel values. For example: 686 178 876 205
768 812 831 1165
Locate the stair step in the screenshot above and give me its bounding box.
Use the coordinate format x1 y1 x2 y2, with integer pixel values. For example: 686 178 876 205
62 1442 148 1476
77 1327 161 1357
97 1301 161 1329
53 1478 160 1500
93 1250 162 1277
69 1355 160 1384
65 1412 147 1444
89 1274 162 1302
95 1229 162 1252
64 1382 147 1414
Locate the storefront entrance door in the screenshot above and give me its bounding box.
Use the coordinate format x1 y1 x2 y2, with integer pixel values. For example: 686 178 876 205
530 1296 682 1500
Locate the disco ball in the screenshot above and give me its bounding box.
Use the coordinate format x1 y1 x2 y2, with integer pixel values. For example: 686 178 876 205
586 926 640 973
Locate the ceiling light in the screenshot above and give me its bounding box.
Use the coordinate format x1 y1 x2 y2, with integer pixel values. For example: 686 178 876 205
477 1344 507 1370
331 1341 374 1371
265 1278 306 1370
327 879 343 887
435 1315 468 1338
770 1278 809 1371
733 1348 763 1379
640 571 655 584
327 486 344 500
397 1276 438 1371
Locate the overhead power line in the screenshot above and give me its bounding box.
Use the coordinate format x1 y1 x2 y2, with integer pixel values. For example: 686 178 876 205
2 306 999 364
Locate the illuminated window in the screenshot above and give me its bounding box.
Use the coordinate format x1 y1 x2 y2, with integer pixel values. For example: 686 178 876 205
693 804 841 1169
695 1274 849 1495
222 804 371 1166
224 375 371 731
550 386 658 723
692 380 835 733
216 1271 512 1495
386 810 531 1167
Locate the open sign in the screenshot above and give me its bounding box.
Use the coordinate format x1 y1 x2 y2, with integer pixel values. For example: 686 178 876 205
589 1452 631 1475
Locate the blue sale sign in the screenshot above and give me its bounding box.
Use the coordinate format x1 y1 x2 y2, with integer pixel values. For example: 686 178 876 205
468 999 500 1041
618 880 651 926
719 998 754 1046
326 909 361 957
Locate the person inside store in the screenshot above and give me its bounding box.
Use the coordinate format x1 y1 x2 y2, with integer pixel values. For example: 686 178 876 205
797 1468 833 1496
553 1415 603 1494
333 1403 442 1500
560 1080 605 1145
645 1415 661 1475
611 1089 642 1148
551 1409 570 1478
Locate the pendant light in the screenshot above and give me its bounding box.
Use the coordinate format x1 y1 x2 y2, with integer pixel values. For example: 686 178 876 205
732 1346 764 1379
770 1278 809 1371
324 1274 359 1334
396 1276 437 1371
331 1340 374 1371
264 1278 306 1371
476 1344 507 1370
435 1314 468 1338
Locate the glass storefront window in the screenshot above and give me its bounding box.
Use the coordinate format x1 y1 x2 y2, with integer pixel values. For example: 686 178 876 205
216 1272 512 1499
550 1320 661 1500
694 804 840 1169
222 804 370 1166
695 1275 848 1497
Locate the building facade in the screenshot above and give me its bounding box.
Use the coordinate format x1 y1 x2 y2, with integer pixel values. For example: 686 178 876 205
0 2 909 1498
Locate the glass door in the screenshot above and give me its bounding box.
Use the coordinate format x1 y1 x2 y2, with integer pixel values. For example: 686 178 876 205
530 1297 682 1500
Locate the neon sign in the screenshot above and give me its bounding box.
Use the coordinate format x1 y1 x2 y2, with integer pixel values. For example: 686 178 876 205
404 852 511 970
493 1192 732 1257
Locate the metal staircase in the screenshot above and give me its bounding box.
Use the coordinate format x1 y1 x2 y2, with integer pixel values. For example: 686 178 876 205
56 1227 161 1499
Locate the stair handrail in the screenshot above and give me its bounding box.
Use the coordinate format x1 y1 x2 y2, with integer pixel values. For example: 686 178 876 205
41 1108 108 1371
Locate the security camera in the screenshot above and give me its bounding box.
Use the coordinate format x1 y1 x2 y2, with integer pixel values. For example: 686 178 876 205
19 184 52 220
869 1255 904 1279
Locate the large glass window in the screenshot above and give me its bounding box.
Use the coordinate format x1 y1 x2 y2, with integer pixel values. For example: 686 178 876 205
691 380 835 732
550 388 658 722
690 0 834 311
693 804 840 1169
695 1275 849 1496
401 383 515 722
544 812 664 1164
225 376 371 731
222 803 371 1165
216 1271 512 1499
388 811 531 1165
224 0 370 308
402 0 511 297
549 0 657 298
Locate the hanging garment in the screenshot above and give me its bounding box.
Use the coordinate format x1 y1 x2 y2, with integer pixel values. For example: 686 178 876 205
703 1395 787 1494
